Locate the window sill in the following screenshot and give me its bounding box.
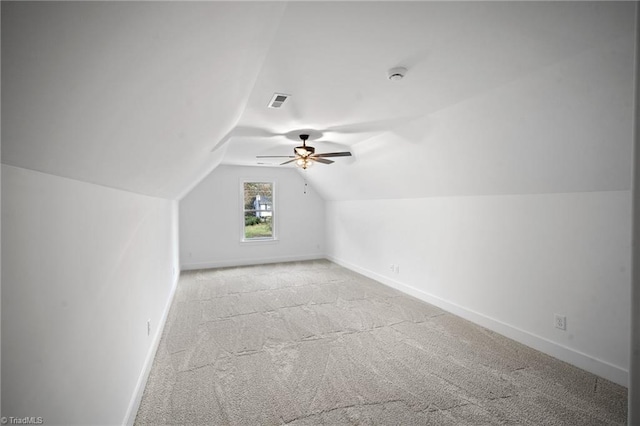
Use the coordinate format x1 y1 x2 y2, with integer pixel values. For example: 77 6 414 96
240 238 279 245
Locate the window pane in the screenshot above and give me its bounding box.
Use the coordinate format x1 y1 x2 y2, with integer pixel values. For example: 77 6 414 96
243 183 273 239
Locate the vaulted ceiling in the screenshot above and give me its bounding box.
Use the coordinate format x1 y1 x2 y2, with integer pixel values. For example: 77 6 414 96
2 2 636 200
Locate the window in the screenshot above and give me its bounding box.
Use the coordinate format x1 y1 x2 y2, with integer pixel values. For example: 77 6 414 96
242 181 275 241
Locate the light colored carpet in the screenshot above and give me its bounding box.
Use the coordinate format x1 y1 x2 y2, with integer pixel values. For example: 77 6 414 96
135 260 627 425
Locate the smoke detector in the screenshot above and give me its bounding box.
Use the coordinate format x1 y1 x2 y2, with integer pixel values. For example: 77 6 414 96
387 67 407 81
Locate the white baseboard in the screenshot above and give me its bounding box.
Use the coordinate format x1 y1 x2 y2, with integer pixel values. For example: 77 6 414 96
327 255 628 387
181 254 324 271
123 273 180 426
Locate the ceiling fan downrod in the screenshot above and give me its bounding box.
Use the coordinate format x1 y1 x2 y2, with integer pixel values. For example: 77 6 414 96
295 134 315 157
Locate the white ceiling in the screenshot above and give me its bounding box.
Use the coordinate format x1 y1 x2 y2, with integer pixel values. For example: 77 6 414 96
2 2 635 200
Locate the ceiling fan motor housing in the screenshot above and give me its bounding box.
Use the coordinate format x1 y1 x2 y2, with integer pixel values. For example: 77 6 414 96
295 145 315 156
295 134 314 156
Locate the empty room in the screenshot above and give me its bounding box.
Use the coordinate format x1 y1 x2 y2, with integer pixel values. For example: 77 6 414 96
2 1 639 425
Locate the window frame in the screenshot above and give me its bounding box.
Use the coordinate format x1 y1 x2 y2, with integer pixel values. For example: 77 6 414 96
240 180 277 243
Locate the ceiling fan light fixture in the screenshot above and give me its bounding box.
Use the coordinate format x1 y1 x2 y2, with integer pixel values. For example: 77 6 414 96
296 157 313 169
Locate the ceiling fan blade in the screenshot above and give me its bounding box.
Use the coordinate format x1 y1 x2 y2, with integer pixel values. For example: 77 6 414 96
256 155 295 158
280 159 296 165
313 152 352 158
310 157 334 165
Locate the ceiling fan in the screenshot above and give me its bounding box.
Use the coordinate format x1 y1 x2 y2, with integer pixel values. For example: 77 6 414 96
256 134 352 169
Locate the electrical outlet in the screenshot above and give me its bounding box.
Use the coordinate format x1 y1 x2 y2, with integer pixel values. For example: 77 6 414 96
554 314 566 331
395 265 400 274
390 264 395 272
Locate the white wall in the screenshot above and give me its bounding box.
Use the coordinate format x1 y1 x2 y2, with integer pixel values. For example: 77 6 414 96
320 13 635 387
327 192 631 385
1 165 179 425
180 165 324 269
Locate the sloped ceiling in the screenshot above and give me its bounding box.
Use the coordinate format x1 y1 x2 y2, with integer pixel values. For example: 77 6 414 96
2 1 286 198
2 2 636 200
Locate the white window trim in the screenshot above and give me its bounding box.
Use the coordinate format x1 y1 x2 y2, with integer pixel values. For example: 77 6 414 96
240 179 278 243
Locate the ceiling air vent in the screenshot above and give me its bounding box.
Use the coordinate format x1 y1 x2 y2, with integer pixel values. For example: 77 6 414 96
268 93 290 109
